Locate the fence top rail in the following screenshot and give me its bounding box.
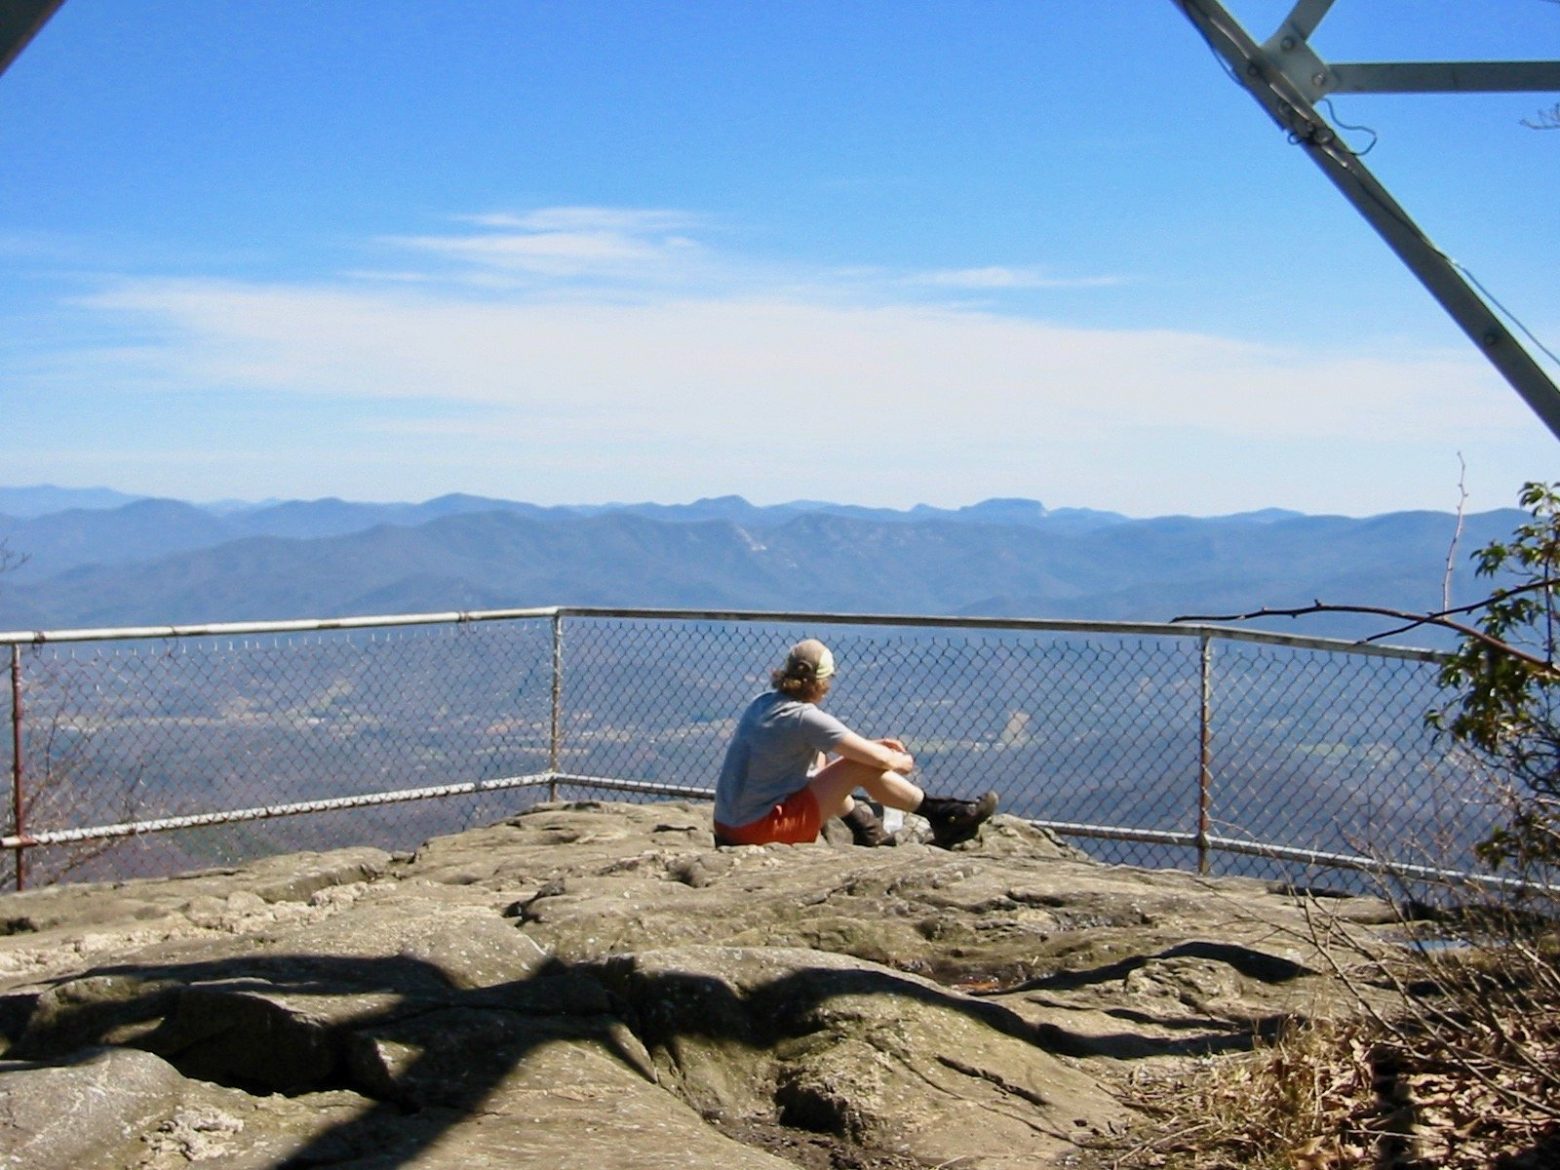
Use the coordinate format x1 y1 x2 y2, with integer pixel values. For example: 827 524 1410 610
556 607 1445 662
0 607 563 646
0 604 1445 663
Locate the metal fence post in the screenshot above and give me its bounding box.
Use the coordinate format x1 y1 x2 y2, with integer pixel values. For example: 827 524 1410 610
1197 633 1213 875
9 645 25 892
548 612 564 801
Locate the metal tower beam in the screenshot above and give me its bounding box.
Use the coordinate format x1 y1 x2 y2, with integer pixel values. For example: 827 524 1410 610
1324 60 1560 96
1173 0 1560 443
0 0 63 80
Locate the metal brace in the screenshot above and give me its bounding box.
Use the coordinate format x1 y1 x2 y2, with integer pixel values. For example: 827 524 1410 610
1175 0 1560 442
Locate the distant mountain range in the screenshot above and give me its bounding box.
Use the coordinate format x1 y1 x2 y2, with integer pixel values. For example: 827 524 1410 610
0 484 1519 646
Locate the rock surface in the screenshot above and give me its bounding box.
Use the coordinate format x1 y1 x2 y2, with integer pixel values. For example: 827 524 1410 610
0 801 1395 1169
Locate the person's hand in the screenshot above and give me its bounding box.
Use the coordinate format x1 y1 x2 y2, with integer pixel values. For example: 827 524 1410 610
877 738 912 771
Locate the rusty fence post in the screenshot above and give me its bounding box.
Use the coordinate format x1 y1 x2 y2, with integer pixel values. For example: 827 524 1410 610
9 645 25 892
548 613 564 801
1196 633 1213 875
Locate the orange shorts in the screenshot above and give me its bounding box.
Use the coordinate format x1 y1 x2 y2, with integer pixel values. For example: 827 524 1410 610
714 786 821 846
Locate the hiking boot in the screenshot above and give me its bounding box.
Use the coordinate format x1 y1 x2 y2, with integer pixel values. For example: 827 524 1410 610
919 791 999 848
842 802 892 847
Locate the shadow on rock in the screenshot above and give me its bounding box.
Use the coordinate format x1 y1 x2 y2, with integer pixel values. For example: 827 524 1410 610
4 939 1104 1169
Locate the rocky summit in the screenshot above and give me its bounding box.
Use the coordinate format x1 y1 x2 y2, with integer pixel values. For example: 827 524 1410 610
0 801 1397 1169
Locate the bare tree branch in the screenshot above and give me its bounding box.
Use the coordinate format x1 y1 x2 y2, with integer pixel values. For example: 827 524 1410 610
1522 101 1560 130
1173 586 1560 675
0 539 25 577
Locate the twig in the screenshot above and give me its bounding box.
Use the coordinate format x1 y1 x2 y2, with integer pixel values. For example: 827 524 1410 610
1298 896 1407 1041
1443 453 1468 614
1366 947 1560 1121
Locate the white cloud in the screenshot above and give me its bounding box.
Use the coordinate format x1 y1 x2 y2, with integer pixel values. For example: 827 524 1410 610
909 265 1124 290
32 205 1554 513
77 277 1524 445
390 230 671 275
459 207 705 234
381 206 710 283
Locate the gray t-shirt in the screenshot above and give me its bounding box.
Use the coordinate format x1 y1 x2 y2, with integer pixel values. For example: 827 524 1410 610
714 690 851 827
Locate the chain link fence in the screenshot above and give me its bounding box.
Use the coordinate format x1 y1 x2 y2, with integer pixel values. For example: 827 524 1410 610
1 607 1488 891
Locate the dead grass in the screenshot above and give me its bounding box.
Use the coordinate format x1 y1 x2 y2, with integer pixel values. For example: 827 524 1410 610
1097 1017 1375 1169
1091 915 1560 1170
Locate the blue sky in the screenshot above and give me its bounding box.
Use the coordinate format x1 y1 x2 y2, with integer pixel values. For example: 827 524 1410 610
2 1 1557 517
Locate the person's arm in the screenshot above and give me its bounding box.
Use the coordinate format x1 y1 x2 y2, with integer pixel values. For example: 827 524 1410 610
834 731 914 774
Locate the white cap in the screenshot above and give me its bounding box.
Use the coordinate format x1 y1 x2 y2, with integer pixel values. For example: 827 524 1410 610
784 639 835 682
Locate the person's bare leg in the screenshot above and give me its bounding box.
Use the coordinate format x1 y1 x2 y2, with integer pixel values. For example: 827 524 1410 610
806 757 923 821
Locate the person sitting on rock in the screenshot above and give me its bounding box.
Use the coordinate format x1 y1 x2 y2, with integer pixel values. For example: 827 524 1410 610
713 638 997 849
